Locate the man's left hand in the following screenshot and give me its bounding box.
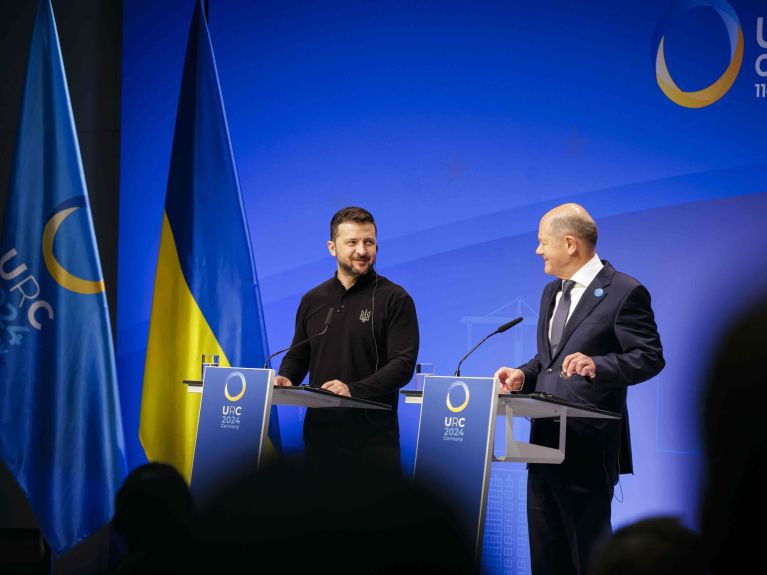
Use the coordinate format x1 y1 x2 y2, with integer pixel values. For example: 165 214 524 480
561 353 596 378
321 379 351 397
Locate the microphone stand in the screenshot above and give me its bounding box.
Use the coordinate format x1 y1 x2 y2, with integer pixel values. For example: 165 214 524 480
263 307 334 369
453 317 523 376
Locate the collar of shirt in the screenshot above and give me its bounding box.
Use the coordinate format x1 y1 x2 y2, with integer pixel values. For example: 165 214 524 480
549 253 603 339
332 269 378 293
569 253 603 289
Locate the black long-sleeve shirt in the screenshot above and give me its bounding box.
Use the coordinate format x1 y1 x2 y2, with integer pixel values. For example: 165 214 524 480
278 270 419 447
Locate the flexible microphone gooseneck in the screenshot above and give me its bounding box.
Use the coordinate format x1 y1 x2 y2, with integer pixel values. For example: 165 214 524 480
453 317 523 377
263 307 334 369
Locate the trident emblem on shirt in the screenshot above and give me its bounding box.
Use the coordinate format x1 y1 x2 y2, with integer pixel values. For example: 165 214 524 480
359 309 371 323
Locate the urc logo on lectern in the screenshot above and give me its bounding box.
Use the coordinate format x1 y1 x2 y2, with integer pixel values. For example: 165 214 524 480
221 371 246 430
444 381 470 443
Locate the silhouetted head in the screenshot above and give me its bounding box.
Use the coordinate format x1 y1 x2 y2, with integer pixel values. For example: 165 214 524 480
197 456 474 574
112 462 196 554
590 516 704 575
700 299 767 573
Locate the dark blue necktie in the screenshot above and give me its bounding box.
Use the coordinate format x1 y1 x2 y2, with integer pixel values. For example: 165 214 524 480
550 280 576 353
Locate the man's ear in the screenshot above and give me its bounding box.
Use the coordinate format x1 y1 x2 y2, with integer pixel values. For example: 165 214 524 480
565 236 579 256
327 240 336 257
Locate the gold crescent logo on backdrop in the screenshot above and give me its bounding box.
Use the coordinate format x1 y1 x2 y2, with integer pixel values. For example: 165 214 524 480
42 206 105 294
655 0 742 108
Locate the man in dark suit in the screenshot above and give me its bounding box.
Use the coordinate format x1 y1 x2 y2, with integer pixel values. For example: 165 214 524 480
494 203 664 575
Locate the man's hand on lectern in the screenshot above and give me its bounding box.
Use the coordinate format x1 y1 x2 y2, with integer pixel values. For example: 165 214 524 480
275 375 293 386
321 379 351 397
493 367 524 393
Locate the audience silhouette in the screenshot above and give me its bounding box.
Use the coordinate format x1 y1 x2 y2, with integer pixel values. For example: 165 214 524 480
699 299 767 573
111 462 197 575
110 456 475 574
589 516 704 575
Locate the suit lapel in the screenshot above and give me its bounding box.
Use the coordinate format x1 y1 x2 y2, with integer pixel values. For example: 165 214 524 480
541 280 560 363
550 262 615 363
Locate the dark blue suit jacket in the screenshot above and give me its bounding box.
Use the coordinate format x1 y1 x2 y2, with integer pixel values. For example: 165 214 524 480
519 261 664 482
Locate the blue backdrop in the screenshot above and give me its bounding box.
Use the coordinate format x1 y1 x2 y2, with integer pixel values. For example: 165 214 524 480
118 1 767 572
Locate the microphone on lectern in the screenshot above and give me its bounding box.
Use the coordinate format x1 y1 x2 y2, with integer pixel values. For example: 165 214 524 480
453 317 523 377
263 307 334 369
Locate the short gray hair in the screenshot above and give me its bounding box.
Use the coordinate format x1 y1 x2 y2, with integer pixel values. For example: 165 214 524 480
550 216 598 246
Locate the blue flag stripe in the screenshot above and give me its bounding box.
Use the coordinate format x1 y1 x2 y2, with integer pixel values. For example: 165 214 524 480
140 0 279 463
163 0 269 369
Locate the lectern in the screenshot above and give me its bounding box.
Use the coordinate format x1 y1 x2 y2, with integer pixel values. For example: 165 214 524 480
402 375 620 559
187 366 390 502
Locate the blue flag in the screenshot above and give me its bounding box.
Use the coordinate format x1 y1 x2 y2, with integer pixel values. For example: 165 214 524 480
0 0 126 555
140 0 279 480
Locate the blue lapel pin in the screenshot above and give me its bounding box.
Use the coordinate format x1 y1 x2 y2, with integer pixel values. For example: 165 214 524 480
594 288 604 297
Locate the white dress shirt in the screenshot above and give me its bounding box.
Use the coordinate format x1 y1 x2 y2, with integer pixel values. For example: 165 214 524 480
548 253 604 342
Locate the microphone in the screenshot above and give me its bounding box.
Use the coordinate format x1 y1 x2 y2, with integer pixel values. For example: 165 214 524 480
497 317 523 333
263 307 334 369
453 317 523 377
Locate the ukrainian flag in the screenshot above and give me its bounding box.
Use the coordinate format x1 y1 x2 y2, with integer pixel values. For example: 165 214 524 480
139 0 277 481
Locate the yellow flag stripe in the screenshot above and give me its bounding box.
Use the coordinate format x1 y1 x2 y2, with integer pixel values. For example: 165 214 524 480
139 213 277 481
139 212 230 481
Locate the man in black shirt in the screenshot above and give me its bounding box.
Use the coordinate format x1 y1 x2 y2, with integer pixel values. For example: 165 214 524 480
276 207 419 474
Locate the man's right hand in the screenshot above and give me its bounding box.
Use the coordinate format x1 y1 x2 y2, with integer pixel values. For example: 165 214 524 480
493 367 524 393
275 375 293 386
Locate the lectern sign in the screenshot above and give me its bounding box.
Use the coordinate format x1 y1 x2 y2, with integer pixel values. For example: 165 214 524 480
413 376 498 557
190 366 274 502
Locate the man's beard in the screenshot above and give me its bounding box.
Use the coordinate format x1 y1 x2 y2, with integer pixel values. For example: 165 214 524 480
338 256 373 277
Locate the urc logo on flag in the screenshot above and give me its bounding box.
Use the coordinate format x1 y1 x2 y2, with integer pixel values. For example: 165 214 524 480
0 198 101 354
